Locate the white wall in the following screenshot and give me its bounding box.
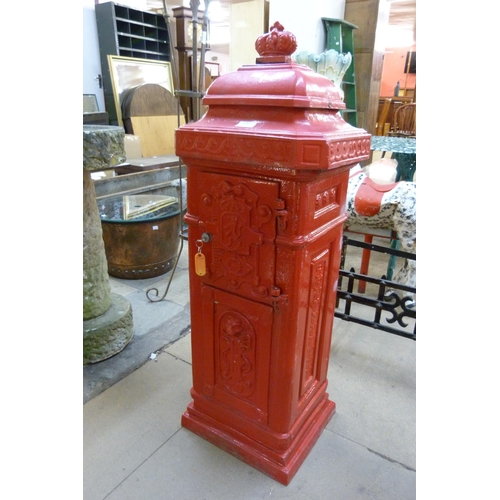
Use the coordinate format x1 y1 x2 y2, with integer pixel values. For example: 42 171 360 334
269 0 345 55
83 0 105 112
206 51 231 77
83 0 347 113
227 0 346 71
229 0 266 71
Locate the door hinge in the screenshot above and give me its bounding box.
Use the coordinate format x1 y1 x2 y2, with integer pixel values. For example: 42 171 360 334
275 198 288 231
272 292 288 312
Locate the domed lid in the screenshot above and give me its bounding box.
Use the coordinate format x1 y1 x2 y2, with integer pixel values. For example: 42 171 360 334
202 22 346 110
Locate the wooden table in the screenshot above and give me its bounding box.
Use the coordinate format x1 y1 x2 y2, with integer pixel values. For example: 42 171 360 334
370 136 416 182
114 154 181 175
369 136 416 280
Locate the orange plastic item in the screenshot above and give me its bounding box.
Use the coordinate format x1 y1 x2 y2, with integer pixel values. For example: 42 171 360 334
194 252 206 276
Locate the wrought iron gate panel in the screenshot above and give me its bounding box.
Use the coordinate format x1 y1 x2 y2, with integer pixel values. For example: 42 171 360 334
335 235 416 341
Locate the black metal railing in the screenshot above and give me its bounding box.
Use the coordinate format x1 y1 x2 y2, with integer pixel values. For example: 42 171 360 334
335 235 416 341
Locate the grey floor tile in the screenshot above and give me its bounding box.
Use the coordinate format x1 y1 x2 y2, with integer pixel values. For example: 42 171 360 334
103 426 415 500
110 271 173 292
83 352 193 500
84 222 415 500
83 301 191 403
327 318 416 469
109 279 137 297
124 291 185 338
144 271 190 307
163 330 192 363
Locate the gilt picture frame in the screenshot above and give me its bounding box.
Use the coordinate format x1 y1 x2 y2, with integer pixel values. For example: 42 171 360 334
108 55 175 126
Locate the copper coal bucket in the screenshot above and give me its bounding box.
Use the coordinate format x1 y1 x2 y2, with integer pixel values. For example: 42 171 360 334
98 194 181 279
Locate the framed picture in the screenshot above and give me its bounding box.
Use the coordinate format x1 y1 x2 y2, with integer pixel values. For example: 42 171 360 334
108 55 175 126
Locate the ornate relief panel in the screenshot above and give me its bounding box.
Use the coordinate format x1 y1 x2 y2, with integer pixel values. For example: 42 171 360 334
300 248 330 397
218 309 256 398
201 286 274 424
198 172 279 300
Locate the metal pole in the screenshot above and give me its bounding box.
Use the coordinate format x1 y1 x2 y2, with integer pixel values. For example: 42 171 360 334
198 0 212 109
190 0 200 121
161 0 180 92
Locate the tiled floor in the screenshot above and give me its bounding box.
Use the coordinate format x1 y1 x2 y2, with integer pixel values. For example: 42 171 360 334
83 243 191 404
83 239 416 499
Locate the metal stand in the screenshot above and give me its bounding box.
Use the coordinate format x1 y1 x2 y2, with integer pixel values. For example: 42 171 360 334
146 1 210 302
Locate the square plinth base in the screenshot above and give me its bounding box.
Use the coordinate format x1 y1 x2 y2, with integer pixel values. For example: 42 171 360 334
181 396 336 485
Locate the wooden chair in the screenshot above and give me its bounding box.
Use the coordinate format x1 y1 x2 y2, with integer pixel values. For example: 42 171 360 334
375 98 392 136
388 103 416 138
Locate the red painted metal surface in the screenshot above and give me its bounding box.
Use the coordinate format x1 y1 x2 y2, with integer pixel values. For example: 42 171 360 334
176 22 371 485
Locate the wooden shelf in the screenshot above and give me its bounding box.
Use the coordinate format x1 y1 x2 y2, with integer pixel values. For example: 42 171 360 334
95 2 171 125
321 18 358 127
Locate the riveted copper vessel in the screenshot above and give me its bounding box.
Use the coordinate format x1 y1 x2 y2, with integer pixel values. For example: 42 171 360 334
99 194 181 279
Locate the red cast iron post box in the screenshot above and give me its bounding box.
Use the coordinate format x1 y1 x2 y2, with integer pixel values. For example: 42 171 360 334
176 22 371 485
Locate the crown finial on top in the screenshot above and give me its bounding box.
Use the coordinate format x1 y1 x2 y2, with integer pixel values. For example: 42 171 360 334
255 22 297 63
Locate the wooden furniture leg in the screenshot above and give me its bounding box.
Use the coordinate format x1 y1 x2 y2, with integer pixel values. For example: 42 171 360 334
358 234 373 293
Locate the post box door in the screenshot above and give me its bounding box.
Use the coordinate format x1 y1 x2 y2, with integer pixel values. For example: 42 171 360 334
199 285 274 425
196 171 280 303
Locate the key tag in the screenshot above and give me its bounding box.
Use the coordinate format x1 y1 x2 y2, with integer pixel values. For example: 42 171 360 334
195 240 206 276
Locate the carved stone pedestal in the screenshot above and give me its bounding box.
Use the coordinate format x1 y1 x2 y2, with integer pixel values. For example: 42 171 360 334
83 125 133 364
